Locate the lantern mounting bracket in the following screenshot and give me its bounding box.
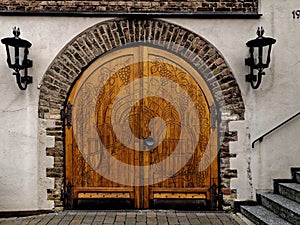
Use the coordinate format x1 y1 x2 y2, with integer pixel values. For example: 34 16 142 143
1 27 33 90
245 27 276 89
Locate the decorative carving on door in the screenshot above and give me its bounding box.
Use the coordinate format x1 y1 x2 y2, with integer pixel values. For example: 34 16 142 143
65 45 219 209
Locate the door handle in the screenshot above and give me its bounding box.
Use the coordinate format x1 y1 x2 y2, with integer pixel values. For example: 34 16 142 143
143 136 155 151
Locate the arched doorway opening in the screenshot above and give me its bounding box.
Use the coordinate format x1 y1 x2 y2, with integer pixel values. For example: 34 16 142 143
65 44 218 209
38 18 245 211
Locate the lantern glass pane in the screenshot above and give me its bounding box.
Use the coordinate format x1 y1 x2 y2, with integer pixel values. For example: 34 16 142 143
19 47 25 66
253 47 259 66
8 46 15 65
262 45 270 66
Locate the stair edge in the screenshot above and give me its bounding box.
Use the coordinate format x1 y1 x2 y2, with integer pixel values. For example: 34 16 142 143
260 192 300 225
241 205 293 225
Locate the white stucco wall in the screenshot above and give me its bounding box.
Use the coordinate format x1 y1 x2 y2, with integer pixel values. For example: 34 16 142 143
0 0 300 211
0 17 108 211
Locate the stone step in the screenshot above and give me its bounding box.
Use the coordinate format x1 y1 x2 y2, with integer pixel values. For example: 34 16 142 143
240 205 293 225
279 183 300 204
296 172 300 184
260 192 300 225
291 168 300 183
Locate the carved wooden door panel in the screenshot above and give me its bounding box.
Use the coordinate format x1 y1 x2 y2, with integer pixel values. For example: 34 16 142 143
65 45 218 209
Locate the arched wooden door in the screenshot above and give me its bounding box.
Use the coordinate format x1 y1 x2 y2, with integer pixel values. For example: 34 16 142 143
65 45 219 209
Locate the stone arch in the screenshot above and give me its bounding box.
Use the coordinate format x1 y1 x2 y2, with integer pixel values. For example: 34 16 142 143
38 18 245 209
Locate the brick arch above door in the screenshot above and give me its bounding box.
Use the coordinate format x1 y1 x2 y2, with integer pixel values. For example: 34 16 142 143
38 18 244 210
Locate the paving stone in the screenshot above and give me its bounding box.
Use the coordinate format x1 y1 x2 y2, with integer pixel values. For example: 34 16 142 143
69 215 85 224
146 217 157 224
186 212 197 218
0 217 32 225
156 220 169 225
69 220 83 225
48 218 65 225
207 213 218 218
26 216 44 225
48 214 64 225
196 212 206 216
116 215 126 221
178 217 190 225
125 217 136 224
168 217 179 224
188 218 201 225
146 211 156 215
126 212 136 217
81 220 95 225
106 212 117 218
0 219 21 225
216 216 234 225
103 216 115 224
176 212 187 217
93 215 105 221
80 211 90 215
113 222 125 225
208 218 223 225
178 222 190 225
196 217 211 224
36 214 56 225
91 222 102 225
136 216 146 220
0 210 246 225
157 217 168 223
166 211 177 217
64 214 76 220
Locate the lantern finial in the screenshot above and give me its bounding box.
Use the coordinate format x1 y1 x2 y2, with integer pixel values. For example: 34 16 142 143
12 27 20 39
256 26 264 38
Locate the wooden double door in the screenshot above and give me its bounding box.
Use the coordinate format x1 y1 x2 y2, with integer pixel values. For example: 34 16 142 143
65 45 219 209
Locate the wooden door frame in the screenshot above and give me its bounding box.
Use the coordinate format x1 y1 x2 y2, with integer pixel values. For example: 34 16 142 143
64 44 220 209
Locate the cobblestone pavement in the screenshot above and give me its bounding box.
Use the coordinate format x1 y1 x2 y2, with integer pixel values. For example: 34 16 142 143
0 210 247 225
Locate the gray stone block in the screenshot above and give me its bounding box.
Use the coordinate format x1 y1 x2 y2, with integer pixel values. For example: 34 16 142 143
296 172 300 184
241 205 292 225
279 183 300 204
260 192 300 225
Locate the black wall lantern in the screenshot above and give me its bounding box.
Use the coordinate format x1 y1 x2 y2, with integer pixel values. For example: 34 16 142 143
245 27 276 89
1 27 33 90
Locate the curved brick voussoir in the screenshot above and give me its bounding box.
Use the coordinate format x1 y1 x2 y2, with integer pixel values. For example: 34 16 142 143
39 18 245 120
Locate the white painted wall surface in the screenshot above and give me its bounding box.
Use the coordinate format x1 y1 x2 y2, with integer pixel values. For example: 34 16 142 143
0 0 299 211
0 17 109 211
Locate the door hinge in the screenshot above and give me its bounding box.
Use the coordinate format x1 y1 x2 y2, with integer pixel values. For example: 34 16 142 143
61 182 73 209
211 183 223 210
60 102 72 129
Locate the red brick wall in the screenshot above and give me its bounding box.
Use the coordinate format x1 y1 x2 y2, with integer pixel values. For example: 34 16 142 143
0 0 258 13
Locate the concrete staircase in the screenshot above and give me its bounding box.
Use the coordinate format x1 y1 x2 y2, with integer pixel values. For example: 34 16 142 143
240 168 300 225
